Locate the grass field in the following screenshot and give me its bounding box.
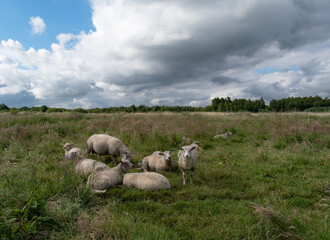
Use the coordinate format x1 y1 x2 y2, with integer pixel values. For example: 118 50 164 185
0 112 329 239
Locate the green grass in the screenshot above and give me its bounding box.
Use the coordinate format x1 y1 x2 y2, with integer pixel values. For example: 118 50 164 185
0 112 329 239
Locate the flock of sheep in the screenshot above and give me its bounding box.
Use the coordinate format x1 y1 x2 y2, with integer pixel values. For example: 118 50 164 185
63 133 200 193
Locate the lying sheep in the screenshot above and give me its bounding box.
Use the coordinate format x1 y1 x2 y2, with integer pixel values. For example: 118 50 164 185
178 145 198 185
138 150 173 172
86 134 132 164
64 152 110 179
214 131 232 139
123 172 171 191
87 157 134 194
63 142 85 159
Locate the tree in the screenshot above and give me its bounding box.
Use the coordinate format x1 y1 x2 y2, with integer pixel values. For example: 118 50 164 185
0 103 9 111
40 105 48 112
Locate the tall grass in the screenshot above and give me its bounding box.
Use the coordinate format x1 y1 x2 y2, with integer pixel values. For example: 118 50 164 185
0 112 329 239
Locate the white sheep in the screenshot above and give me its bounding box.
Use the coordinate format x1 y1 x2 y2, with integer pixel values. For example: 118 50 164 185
63 142 85 159
64 151 110 179
214 131 232 139
178 145 198 185
86 134 132 164
190 141 201 152
123 172 171 191
87 157 134 194
138 150 174 172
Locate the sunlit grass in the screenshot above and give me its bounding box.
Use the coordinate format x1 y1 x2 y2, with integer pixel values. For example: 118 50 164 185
0 112 329 239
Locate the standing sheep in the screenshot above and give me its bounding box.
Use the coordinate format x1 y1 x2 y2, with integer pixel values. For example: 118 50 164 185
64 151 110 179
85 134 132 164
178 145 198 185
123 172 171 191
63 142 85 160
138 150 173 172
87 157 134 194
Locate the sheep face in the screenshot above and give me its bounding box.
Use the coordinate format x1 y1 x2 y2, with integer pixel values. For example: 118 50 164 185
226 131 232 136
63 143 73 151
159 150 172 163
180 146 196 159
121 158 134 173
122 151 133 161
64 151 76 160
64 151 83 162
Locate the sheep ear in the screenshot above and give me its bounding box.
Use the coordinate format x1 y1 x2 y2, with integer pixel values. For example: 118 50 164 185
170 150 173 153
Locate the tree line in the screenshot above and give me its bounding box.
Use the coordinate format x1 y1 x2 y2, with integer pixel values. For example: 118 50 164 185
0 96 329 113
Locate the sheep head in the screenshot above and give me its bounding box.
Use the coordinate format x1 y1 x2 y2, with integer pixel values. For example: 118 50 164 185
120 158 134 173
64 151 83 164
63 142 73 151
159 150 173 163
180 146 196 159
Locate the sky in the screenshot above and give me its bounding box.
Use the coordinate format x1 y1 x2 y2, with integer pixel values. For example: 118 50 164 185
0 0 330 109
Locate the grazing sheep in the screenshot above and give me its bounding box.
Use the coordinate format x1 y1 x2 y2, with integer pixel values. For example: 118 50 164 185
63 142 85 159
138 150 173 172
178 145 198 185
214 131 232 139
86 134 132 164
87 157 134 194
64 152 110 179
123 172 171 191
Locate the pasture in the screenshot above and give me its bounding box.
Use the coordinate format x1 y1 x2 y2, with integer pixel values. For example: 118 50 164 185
0 112 329 239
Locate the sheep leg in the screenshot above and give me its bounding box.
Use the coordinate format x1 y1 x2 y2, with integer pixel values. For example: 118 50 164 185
181 169 187 185
97 155 102 161
190 169 194 184
86 173 93 189
112 155 117 165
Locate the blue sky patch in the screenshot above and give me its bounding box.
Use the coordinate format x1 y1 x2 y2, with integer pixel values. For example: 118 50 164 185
0 0 94 50
253 67 299 74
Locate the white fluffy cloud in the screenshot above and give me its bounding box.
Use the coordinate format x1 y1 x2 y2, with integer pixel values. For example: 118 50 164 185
0 0 330 108
29 16 46 35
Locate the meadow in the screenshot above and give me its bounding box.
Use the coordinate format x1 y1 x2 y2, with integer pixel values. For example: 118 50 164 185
0 112 329 240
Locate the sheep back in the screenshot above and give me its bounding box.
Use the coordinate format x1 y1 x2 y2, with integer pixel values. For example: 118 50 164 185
123 172 171 191
88 167 123 192
75 159 97 177
86 134 129 157
140 155 161 171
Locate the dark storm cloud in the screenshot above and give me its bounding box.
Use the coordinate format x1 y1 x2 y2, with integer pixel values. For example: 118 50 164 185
299 58 322 82
0 91 38 107
1 0 330 108
211 76 239 85
134 0 330 89
243 82 290 102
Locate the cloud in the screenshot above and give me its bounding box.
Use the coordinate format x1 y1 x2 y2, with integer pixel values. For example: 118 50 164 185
211 76 239 85
1 0 330 108
29 16 46 35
